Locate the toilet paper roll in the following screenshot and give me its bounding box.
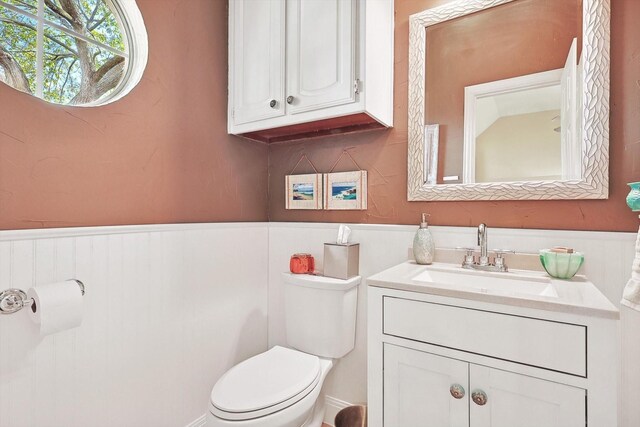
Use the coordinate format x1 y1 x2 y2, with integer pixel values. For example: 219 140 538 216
27 280 83 335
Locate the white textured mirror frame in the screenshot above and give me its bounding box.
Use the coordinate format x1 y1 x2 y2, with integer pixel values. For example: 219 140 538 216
407 0 610 201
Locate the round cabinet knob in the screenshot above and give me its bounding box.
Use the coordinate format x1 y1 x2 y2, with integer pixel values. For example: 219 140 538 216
471 390 488 406
449 384 465 399
269 99 277 108
286 95 294 104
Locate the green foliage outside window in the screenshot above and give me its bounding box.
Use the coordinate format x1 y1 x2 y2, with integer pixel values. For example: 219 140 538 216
0 0 128 105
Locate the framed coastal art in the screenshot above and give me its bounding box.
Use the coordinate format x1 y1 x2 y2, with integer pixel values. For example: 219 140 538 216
324 171 368 210
285 173 323 210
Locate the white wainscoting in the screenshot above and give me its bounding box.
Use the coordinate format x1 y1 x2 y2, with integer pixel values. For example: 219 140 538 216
1 221 634 427
0 223 269 427
268 222 637 420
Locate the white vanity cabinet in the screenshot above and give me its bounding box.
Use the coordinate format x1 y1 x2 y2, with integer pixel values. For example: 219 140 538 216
368 272 619 427
384 344 585 427
228 0 394 143
384 345 469 426
468 363 584 427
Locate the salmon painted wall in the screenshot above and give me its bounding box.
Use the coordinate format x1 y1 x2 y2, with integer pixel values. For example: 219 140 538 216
0 0 269 230
268 0 640 232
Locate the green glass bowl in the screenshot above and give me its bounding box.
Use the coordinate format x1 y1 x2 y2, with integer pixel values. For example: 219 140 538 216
539 249 584 280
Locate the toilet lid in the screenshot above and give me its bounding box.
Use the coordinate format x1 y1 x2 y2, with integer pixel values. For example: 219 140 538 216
210 346 321 418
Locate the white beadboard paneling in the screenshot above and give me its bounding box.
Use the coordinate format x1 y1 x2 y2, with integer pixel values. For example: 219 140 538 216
0 223 269 427
1 221 635 426
268 222 636 408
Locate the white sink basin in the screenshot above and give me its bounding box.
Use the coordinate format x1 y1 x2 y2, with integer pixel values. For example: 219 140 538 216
412 265 559 298
366 261 619 319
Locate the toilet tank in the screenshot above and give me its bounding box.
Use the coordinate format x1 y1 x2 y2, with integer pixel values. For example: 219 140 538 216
281 273 360 359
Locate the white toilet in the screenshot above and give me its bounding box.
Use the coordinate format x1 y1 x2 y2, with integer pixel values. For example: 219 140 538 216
207 272 361 427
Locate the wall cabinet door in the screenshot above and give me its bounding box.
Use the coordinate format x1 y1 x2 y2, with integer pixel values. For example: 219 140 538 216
383 344 469 427
230 0 285 125
469 365 585 427
286 0 357 114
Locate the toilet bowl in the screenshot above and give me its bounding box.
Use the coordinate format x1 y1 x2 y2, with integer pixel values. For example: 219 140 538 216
207 273 361 427
207 346 333 427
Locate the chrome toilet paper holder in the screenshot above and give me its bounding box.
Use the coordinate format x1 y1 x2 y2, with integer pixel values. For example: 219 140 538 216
0 280 85 315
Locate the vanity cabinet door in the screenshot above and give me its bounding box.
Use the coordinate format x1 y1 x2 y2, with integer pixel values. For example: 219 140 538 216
383 344 469 427
285 0 357 114
469 365 585 427
229 0 286 125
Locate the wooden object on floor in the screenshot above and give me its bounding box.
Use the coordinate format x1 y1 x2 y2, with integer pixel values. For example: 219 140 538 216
334 405 367 427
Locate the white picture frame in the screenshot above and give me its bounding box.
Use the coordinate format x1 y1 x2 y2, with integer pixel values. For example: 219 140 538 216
324 171 368 210
285 174 323 210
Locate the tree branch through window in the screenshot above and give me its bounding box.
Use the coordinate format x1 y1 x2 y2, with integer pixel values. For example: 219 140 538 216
0 0 127 104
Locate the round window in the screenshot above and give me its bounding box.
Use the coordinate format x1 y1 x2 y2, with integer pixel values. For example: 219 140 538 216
0 0 147 106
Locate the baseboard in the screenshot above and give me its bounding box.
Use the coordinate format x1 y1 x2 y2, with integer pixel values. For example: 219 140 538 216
324 395 353 427
185 414 206 427
189 397 352 427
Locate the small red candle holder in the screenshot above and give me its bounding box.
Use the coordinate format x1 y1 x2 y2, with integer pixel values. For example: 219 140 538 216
290 253 315 274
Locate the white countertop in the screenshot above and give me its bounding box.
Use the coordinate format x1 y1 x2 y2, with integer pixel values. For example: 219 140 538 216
367 261 619 320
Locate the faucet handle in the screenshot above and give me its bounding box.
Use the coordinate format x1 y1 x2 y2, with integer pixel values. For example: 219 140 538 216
455 246 477 257
490 249 515 256
455 247 476 266
490 249 515 271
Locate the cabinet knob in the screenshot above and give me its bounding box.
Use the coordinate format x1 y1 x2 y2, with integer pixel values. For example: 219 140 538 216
286 95 294 104
269 99 277 108
449 384 465 399
471 389 488 406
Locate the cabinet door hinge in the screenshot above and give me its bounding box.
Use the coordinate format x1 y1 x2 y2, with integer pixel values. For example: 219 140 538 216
231 109 235 119
354 79 361 94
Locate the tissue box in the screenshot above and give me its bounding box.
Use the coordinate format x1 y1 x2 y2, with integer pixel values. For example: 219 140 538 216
323 243 360 280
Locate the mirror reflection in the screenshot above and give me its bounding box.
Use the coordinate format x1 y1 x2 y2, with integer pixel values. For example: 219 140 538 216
424 0 583 184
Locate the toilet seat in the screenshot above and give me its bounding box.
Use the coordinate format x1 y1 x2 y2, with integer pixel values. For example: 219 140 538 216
210 346 321 421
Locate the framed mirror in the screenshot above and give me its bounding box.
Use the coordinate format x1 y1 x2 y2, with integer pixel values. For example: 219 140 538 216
407 0 610 201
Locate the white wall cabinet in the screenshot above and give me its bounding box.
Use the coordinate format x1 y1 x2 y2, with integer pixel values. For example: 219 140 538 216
369 288 618 427
228 0 394 143
286 0 356 115
229 0 285 126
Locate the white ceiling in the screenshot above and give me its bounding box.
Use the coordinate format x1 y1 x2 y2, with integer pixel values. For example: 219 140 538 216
475 84 561 137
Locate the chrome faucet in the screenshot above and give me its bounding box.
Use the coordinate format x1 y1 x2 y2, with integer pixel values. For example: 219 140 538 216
457 223 514 272
477 223 489 266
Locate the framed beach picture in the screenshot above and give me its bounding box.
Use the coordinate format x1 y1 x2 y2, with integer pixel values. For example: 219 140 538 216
324 171 368 210
285 174 323 210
